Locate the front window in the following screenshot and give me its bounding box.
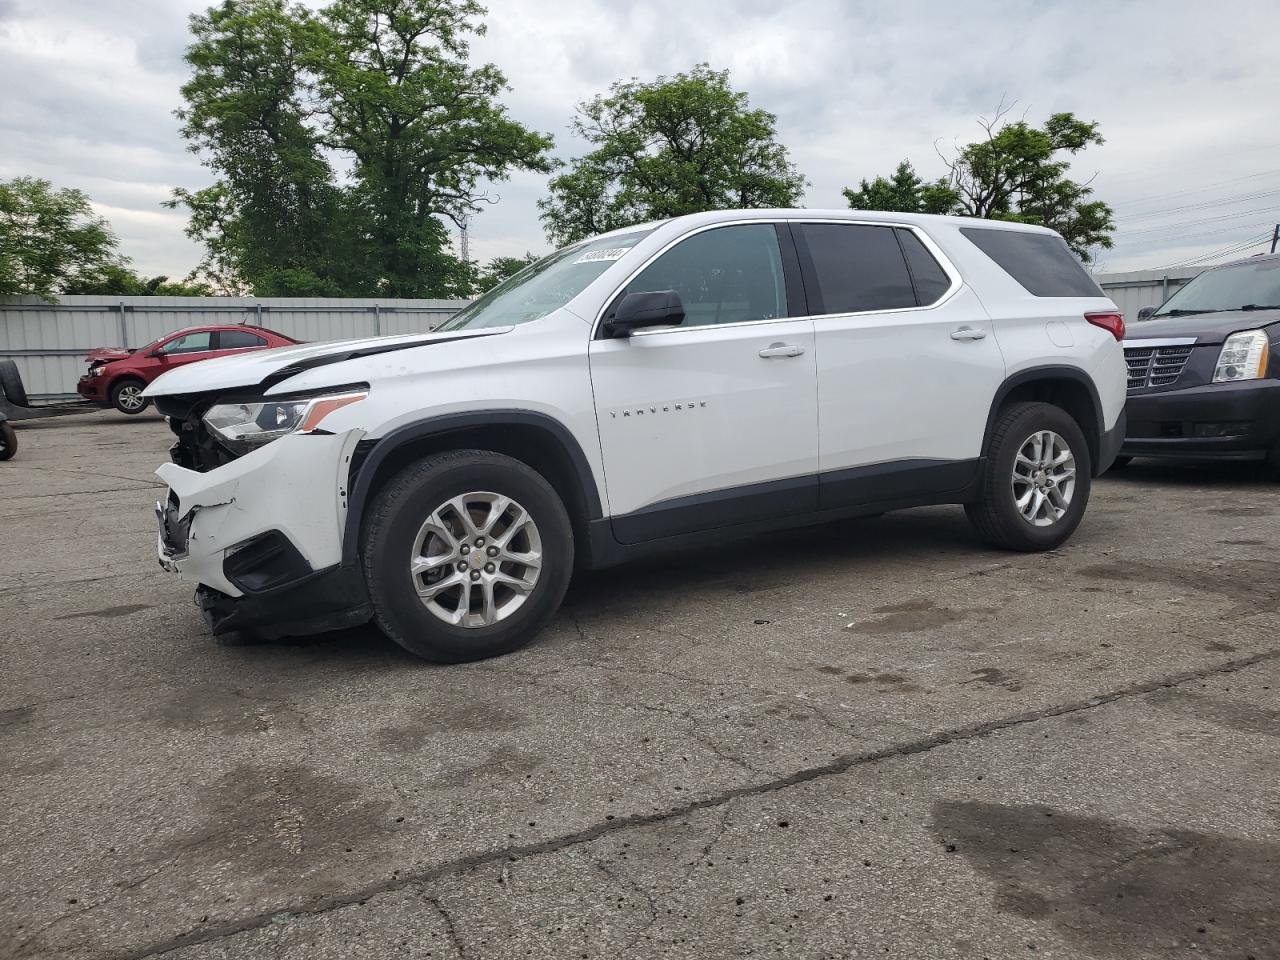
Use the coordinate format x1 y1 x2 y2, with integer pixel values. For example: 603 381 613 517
161 332 212 354
438 230 655 331
1153 258 1280 318
615 224 787 326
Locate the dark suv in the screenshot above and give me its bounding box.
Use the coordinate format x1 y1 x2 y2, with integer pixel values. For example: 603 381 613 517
1119 254 1280 474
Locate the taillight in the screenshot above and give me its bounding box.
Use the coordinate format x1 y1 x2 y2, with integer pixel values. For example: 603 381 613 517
1085 311 1125 342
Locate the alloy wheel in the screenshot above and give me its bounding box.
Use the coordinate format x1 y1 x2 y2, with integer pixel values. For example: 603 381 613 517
1011 430 1076 527
409 491 543 628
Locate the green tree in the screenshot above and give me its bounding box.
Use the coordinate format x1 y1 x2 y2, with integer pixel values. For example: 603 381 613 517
473 253 538 293
0 177 124 298
539 65 807 247
845 106 1115 261
843 161 958 215
172 0 554 296
63 264 214 297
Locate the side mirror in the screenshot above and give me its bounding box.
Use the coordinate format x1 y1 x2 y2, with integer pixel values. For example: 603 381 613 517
604 290 685 337
1137 306 1157 320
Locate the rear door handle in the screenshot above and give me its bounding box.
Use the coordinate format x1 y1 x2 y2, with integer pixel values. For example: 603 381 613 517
950 326 987 341
758 342 805 358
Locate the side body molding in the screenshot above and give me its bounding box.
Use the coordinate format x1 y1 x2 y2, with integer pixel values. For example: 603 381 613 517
340 410 605 565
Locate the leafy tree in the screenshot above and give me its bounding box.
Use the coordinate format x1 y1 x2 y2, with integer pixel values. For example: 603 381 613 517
539 65 807 247
0 177 124 298
845 106 1114 261
172 0 554 296
63 264 214 297
843 161 958 215
473 253 538 294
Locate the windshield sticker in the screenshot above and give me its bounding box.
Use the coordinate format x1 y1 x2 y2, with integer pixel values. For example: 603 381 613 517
574 248 631 264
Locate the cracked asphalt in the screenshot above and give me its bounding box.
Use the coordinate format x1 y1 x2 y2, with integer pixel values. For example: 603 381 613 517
3 411 1279 960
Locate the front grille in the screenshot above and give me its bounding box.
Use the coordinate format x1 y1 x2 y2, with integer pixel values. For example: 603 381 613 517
1124 345 1194 389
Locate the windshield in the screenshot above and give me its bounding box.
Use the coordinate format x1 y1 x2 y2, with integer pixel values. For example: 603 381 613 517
1153 257 1280 317
438 230 655 331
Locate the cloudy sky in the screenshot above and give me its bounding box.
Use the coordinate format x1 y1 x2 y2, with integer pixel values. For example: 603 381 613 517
2 0 1278 280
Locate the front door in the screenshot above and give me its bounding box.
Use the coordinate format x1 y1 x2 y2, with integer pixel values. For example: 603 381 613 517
589 223 818 543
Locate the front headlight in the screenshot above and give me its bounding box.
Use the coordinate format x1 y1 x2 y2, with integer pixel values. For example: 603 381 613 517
1213 330 1270 383
203 390 367 453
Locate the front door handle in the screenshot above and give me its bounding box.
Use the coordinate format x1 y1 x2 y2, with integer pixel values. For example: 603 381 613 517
758 342 805 358
950 326 987 341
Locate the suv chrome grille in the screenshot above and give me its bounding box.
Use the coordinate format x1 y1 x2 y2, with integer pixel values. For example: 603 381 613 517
1124 345 1194 389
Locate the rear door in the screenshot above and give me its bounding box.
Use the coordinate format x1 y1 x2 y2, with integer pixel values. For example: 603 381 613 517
589 222 819 542
795 221 1006 507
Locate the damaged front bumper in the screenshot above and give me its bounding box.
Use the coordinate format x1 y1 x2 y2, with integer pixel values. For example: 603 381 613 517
155 429 373 638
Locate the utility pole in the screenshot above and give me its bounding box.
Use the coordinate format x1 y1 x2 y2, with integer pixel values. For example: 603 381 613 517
1271 223 1279 254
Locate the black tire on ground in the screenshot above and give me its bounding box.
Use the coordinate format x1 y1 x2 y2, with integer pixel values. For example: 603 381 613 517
361 449 574 663
1109 455 1133 470
0 421 16 461
0 359 29 407
965 401 1093 552
109 378 150 415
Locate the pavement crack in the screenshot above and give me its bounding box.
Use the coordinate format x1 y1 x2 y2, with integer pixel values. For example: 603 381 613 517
116 648 1280 960
426 896 466 959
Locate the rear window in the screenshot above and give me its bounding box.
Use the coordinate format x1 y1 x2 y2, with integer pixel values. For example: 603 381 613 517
797 223 916 314
896 228 952 306
218 330 268 349
961 228 1102 297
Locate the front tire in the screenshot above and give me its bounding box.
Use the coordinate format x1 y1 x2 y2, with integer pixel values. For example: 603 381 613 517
361 450 574 663
966 401 1092 551
109 378 150 415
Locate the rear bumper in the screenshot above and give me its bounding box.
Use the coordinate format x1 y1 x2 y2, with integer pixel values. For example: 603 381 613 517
1121 380 1280 460
1097 408 1126 474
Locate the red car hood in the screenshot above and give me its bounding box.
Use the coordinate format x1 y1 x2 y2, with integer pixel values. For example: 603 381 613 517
86 347 133 364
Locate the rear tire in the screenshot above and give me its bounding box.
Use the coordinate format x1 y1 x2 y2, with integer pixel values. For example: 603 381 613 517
0 422 16 461
361 450 574 663
0 359 29 407
109 378 149 415
966 402 1092 552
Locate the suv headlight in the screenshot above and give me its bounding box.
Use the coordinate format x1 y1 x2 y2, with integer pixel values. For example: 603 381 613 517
1213 330 1270 383
203 390 367 453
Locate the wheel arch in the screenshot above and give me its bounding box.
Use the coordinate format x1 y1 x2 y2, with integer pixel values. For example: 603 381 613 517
985 366 1105 475
342 411 604 567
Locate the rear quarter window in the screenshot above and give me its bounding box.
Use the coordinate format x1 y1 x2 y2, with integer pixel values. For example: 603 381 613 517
961 227 1102 298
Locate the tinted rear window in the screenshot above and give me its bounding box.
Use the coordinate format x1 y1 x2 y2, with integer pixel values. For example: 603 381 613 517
219 330 268 349
896 228 951 305
798 223 916 314
961 228 1102 297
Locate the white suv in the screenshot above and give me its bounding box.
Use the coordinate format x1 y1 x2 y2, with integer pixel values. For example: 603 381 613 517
147 210 1127 662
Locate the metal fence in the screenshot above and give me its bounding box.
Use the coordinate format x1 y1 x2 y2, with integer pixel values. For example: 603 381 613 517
0 296 468 401
0 268 1208 402
1093 267 1200 321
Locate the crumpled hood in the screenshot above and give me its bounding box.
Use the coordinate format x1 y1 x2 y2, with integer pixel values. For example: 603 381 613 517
144 326 513 397
86 347 133 365
1126 308 1280 346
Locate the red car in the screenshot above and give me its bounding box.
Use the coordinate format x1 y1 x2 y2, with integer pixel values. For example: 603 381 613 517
77 325 299 414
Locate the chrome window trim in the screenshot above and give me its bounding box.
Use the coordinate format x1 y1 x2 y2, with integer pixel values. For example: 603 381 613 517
1122 337 1199 348
590 217 965 340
